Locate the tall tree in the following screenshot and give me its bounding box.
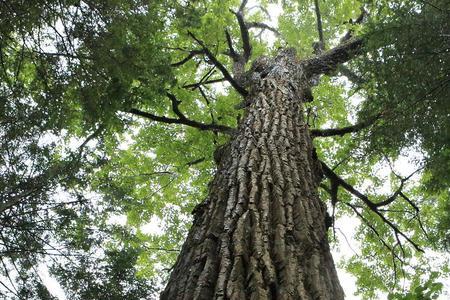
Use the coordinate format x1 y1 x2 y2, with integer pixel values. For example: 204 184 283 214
160 29 364 300
0 0 449 299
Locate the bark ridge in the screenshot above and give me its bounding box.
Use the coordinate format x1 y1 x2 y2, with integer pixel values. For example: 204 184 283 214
162 49 344 300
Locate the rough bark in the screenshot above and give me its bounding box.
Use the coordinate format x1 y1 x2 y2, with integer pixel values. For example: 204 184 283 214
161 49 344 300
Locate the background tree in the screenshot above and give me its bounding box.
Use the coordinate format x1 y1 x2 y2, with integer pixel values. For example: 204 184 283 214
0 0 449 299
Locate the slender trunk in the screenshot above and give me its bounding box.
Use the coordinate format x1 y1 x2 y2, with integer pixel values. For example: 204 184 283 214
161 49 344 300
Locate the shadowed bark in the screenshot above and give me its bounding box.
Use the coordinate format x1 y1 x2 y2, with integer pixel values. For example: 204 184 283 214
161 49 344 300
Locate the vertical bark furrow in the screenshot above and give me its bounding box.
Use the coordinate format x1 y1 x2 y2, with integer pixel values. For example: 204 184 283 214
161 49 344 300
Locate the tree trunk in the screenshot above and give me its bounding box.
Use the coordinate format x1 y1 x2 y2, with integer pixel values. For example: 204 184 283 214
161 49 344 300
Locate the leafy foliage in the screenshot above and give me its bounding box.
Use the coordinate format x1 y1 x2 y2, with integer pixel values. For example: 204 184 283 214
0 0 449 299
388 272 444 300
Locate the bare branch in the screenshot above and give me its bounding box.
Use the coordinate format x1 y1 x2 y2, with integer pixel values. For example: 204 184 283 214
171 49 205 67
311 113 381 137
129 93 236 135
125 172 175 178
198 87 216 123
399 192 430 240
227 0 253 62
247 4 270 19
225 29 239 60
230 9 252 61
372 207 424 252
335 227 360 256
183 66 216 90
188 31 248 97
374 166 423 207
246 22 281 36
320 161 424 252
238 0 249 12
186 157 206 167
314 0 325 49
374 182 405 207
30 50 92 60
346 202 406 264
142 245 180 252
182 78 226 90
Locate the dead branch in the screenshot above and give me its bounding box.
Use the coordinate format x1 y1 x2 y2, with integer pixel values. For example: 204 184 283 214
223 0 253 82
198 86 218 131
346 202 406 264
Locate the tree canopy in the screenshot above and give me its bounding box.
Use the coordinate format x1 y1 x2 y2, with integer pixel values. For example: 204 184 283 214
0 0 449 299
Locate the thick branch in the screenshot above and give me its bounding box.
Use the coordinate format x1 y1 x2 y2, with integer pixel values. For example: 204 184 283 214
314 0 325 48
233 0 252 61
311 114 380 137
238 0 248 12
303 37 364 76
374 182 404 207
129 93 236 135
320 160 420 209
188 31 248 97
198 87 217 126
238 14 252 61
129 108 235 134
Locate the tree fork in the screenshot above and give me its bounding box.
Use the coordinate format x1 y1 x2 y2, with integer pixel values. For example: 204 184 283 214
162 49 344 300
